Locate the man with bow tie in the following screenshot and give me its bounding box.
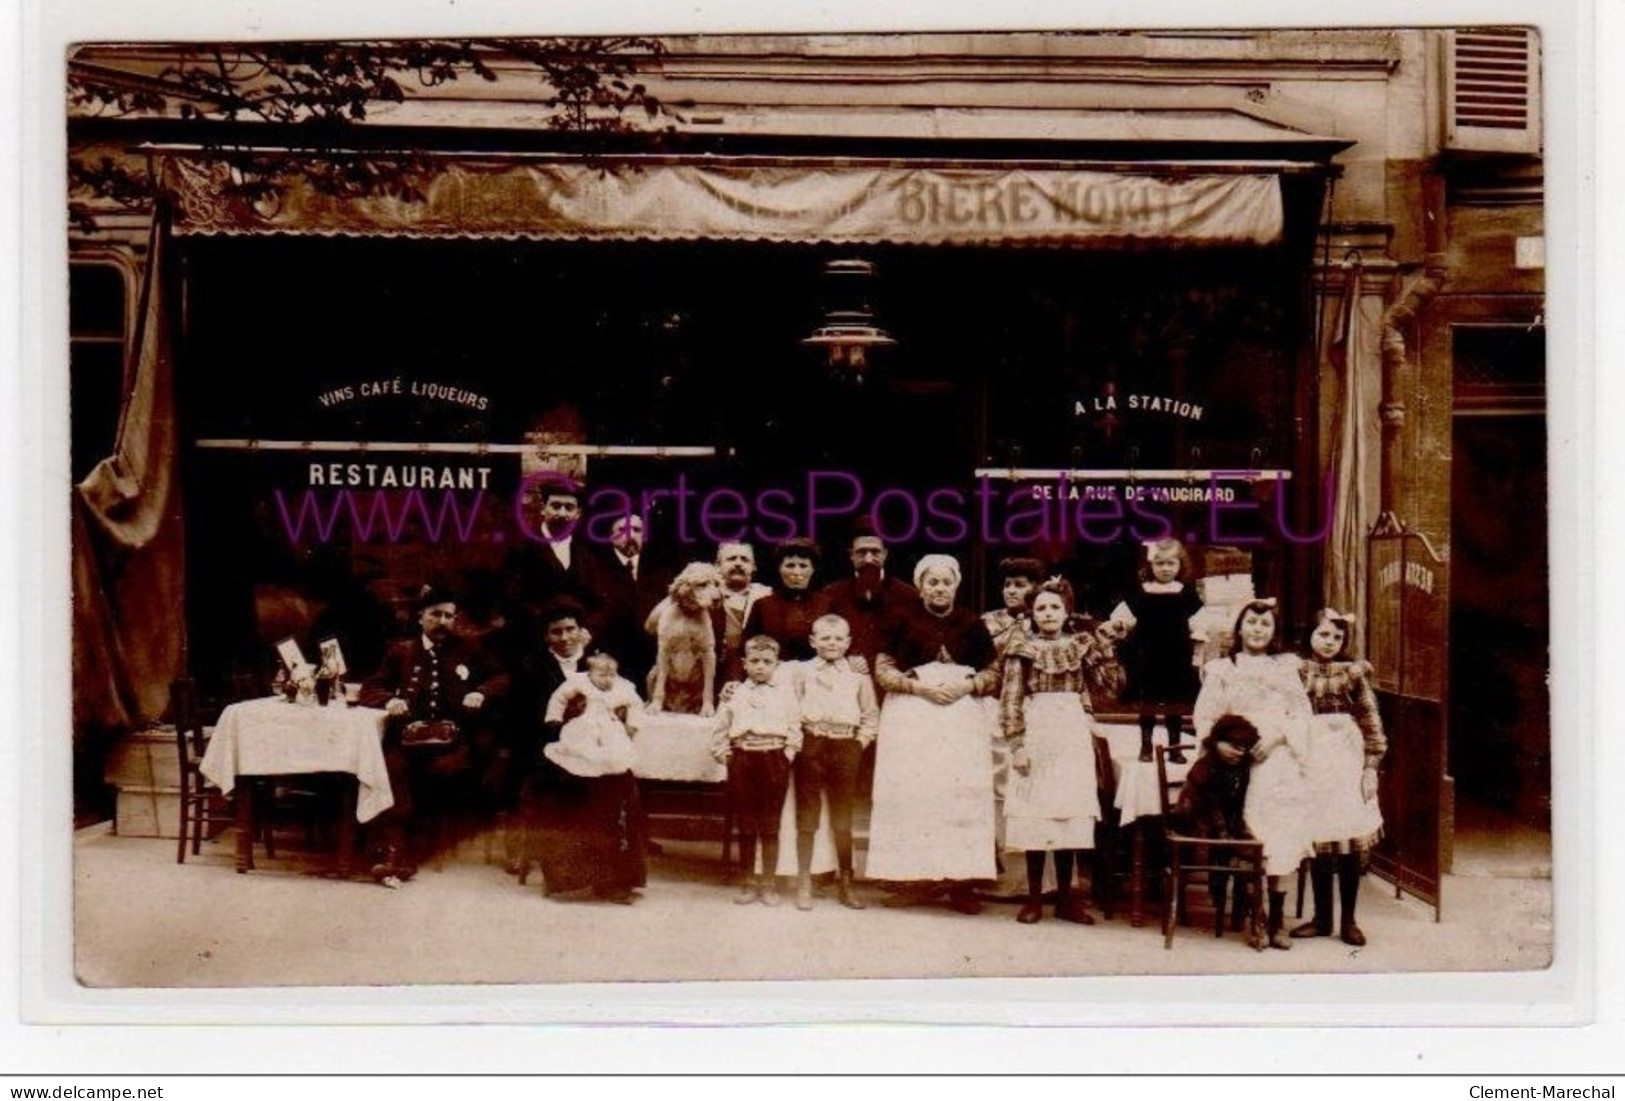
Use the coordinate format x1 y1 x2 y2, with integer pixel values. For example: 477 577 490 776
360 582 509 884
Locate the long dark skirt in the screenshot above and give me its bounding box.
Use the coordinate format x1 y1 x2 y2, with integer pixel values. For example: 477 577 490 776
532 764 648 896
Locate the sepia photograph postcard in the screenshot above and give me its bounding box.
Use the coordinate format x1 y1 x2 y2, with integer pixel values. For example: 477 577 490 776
36 0 1588 1027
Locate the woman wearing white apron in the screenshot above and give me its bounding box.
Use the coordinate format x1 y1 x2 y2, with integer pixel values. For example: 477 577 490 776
1292 608 1387 946
998 578 1121 925
868 554 1001 914
1192 598 1314 949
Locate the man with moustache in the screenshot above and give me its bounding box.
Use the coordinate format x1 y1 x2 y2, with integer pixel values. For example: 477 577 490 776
710 541 773 684
582 512 668 690
360 582 509 886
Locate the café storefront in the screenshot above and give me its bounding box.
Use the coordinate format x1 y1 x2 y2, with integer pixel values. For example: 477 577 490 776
152 145 1345 684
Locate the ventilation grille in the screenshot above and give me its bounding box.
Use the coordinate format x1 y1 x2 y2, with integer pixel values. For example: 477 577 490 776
1444 28 1541 154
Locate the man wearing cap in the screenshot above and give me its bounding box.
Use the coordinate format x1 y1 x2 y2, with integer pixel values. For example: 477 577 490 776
359 583 509 885
507 475 602 646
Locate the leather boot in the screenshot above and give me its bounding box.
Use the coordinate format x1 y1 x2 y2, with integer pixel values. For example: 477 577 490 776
1055 890 1096 925
1165 723 1186 765
1291 855 1335 937
1267 889 1291 950
796 872 816 911
734 875 760 905
836 871 864 910
1338 856 1367 946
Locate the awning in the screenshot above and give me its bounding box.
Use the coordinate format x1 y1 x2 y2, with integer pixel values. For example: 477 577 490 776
164 155 1296 247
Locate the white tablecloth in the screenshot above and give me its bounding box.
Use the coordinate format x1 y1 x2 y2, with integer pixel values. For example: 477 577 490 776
631 711 728 783
1098 722 1195 826
200 696 394 823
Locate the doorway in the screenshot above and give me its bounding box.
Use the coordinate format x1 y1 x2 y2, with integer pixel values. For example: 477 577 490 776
1448 324 1549 829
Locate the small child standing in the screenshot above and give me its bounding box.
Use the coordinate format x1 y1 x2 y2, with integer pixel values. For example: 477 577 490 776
789 614 879 911
1109 538 1205 763
711 636 802 905
1294 608 1387 946
998 578 1116 926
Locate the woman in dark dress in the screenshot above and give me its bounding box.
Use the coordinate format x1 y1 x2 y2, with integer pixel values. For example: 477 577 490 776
742 536 827 664
867 554 1001 914
528 653 648 904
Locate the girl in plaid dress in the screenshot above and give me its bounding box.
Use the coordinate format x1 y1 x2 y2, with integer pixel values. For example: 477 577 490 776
1292 609 1387 946
998 578 1119 925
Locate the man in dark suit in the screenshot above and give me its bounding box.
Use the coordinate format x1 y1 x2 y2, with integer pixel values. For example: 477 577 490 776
580 512 668 690
511 476 600 613
359 583 508 885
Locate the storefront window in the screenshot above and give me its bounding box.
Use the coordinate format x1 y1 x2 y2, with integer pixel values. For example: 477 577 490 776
69 259 130 482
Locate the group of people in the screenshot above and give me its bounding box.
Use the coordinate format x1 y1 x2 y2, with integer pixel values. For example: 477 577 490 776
346 477 1388 947
1178 597 1389 949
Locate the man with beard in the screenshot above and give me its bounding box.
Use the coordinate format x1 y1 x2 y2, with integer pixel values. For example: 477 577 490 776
817 521 918 674
359 582 508 886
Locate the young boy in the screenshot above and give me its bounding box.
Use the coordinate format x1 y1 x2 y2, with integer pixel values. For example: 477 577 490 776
711 636 802 905
789 614 879 910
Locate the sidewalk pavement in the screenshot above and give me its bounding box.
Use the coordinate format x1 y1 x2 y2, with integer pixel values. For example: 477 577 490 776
71 822 1552 989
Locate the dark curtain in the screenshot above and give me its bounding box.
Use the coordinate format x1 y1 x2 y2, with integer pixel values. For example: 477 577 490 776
72 207 187 739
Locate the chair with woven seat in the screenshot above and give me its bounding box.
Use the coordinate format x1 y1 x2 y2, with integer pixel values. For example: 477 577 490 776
172 678 241 865
1154 744 1267 950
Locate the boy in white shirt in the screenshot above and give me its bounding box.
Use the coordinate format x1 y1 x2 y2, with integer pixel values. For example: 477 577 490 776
790 615 879 911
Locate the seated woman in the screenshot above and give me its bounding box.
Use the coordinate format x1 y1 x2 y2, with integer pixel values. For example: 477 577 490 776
530 652 647 904
867 554 1001 914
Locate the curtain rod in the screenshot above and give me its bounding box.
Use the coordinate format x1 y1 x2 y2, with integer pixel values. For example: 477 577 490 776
194 440 718 458
137 144 1331 176
973 468 1294 481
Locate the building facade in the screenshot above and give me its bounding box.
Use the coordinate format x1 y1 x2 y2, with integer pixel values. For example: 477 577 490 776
68 28 1548 903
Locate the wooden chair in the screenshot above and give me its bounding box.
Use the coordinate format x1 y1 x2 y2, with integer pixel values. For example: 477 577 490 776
172 678 241 865
1154 745 1267 950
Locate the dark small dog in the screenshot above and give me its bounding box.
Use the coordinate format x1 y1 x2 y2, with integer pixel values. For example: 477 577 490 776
1172 714 1264 943
1172 714 1261 841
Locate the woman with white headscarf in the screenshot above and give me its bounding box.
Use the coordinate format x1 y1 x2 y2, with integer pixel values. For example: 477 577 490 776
866 553 1001 914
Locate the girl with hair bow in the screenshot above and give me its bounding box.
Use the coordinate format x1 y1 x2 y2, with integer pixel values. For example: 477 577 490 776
1292 607 1387 946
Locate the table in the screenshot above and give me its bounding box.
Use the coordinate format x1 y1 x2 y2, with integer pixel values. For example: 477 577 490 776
629 711 836 875
630 711 726 784
200 696 392 874
1096 722 1195 925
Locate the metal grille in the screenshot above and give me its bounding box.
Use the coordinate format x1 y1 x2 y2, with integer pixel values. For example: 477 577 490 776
1453 29 1532 131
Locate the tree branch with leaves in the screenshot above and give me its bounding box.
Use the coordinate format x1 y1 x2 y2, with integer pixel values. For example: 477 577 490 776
68 37 683 232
